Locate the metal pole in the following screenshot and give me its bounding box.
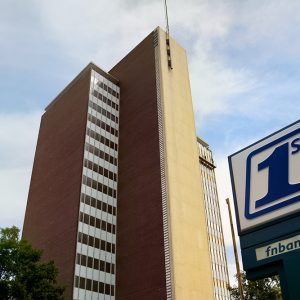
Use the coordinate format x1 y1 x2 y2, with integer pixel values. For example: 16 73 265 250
226 198 245 300
164 0 170 37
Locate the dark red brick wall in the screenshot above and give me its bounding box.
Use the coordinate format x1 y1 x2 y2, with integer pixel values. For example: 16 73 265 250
110 32 167 299
22 69 91 299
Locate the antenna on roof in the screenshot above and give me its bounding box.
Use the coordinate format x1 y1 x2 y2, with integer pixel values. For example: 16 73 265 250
164 0 170 37
164 0 173 69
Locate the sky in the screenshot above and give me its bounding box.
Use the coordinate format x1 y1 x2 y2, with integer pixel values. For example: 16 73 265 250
1 0 300 286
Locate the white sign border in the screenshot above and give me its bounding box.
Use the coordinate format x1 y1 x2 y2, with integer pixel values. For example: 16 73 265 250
228 120 300 234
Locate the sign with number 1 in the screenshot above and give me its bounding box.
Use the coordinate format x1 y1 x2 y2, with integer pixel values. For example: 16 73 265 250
229 120 300 233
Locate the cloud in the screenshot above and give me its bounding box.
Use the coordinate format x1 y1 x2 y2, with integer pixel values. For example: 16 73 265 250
33 0 165 69
0 111 41 229
0 168 32 229
230 0 300 61
214 156 236 246
190 45 258 124
212 130 271 247
0 112 41 168
2 0 300 122
187 0 300 129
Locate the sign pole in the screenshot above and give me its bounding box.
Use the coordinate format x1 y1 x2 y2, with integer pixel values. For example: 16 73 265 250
226 198 245 300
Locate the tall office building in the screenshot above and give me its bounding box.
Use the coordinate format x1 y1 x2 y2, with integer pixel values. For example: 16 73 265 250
23 65 120 300
197 138 231 300
23 27 220 299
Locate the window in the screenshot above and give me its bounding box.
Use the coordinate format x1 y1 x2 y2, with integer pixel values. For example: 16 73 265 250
77 232 115 253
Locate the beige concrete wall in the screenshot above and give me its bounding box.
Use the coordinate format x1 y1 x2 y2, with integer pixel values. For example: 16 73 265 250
156 27 214 299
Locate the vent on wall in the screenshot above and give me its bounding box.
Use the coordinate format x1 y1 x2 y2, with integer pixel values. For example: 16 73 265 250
154 29 173 299
166 37 172 69
153 29 159 48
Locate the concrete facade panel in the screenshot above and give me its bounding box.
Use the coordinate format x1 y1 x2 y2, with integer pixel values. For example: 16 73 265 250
156 27 215 299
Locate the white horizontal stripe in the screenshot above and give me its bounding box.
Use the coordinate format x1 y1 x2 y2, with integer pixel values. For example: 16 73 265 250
88 106 118 130
84 151 117 174
81 184 116 207
75 264 115 285
89 94 119 118
80 202 116 226
79 222 116 244
90 87 119 108
85 135 118 159
83 167 115 190
87 120 118 144
76 243 115 264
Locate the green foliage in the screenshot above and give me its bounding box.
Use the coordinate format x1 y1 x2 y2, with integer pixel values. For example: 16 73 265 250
229 271 282 300
0 226 64 299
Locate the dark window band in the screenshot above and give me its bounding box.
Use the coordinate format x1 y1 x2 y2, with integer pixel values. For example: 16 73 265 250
85 143 117 166
81 193 116 216
79 212 116 234
82 175 116 198
96 81 119 99
88 113 118 137
84 159 117 181
89 101 118 124
75 276 114 296
78 232 115 254
86 128 118 151
92 89 119 111
76 253 115 274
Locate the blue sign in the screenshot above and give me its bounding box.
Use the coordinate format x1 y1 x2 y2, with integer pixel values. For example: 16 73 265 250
229 120 300 233
245 128 300 220
228 120 300 300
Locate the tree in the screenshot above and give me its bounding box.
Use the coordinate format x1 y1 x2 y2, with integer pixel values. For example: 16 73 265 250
229 271 282 300
0 226 64 299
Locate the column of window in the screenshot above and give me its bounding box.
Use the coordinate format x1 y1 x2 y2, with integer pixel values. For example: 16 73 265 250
74 71 119 300
198 141 231 300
